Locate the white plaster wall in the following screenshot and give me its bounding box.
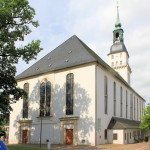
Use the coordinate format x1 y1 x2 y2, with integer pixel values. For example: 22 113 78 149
112 130 124 144
96 65 113 145
9 101 22 144
107 129 124 144
108 52 128 67
108 52 130 84
114 67 128 83
9 64 96 145
96 65 145 145
31 123 60 144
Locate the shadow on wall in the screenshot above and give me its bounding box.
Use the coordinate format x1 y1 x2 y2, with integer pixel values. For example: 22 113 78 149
12 80 94 145
12 80 41 143
13 115 21 142
52 82 95 145
75 83 94 144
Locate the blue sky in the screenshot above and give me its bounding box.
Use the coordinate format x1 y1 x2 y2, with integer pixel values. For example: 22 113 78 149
16 0 150 104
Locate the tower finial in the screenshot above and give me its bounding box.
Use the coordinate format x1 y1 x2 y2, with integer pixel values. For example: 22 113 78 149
115 1 122 28
117 0 119 9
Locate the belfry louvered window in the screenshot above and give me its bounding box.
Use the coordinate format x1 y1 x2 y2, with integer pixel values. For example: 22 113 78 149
23 83 29 118
66 73 74 115
40 82 51 117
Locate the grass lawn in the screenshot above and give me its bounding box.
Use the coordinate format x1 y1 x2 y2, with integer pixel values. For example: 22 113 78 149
7 145 55 150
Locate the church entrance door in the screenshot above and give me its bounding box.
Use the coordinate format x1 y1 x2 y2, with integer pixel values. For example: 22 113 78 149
22 130 28 144
66 129 73 144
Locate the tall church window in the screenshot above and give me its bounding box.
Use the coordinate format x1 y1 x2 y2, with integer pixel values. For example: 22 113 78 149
104 129 107 140
134 96 135 120
113 82 116 116
40 83 45 117
140 101 141 119
66 73 74 115
137 99 138 120
142 101 144 117
120 87 123 117
46 82 51 116
130 94 133 120
23 83 29 118
40 82 51 117
104 76 108 114
126 90 128 118
112 62 114 67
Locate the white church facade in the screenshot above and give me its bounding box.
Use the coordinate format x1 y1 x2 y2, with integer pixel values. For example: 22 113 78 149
9 7 145 146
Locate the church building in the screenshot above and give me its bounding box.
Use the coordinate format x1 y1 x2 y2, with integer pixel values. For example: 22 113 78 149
9 6 145 146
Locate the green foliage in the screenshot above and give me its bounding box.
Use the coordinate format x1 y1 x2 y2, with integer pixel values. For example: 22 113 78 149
140 103 150 130
0 123 5 137
0 0 43 124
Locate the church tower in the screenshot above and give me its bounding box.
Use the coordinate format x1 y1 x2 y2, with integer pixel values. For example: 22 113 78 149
108 3 131 85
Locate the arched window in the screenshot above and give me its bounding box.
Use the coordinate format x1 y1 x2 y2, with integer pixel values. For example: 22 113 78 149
40 82 51 117
40 83 45 117
66 73 74 115
113 82 116 116
130 94 133 120
120 87 123 117
46 82 51 116
23 83 29 118
104 76 108 114
126 90 128 118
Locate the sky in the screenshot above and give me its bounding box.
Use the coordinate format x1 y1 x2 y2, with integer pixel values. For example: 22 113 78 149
16 0 150 104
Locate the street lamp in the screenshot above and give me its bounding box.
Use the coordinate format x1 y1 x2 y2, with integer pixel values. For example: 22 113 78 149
40 108 44 148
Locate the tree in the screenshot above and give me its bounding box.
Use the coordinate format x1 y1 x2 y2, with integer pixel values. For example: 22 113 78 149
0 0 43 125
140 103 150 130
0 122 6 137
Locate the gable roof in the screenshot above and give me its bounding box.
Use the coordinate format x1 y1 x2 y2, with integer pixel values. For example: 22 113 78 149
108 117 141 129
16 35 96 80
16 35 145 101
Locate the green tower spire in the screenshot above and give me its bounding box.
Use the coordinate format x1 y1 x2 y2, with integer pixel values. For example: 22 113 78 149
115 1 122 29
112 1 124 43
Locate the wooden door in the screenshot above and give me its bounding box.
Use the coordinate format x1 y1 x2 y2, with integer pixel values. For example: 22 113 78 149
22 130 28 144
66 129 73 145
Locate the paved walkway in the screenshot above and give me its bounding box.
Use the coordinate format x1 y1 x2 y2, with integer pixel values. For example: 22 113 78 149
12 142 150 150
52 142 150 150
97 142 150 150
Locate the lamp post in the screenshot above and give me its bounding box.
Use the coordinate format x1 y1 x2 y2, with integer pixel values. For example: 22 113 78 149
40 108 44 148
